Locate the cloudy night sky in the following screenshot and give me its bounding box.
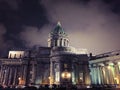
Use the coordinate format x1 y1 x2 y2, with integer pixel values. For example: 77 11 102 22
0 0 120 56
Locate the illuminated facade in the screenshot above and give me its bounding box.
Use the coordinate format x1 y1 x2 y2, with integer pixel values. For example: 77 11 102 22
89 50 120 86
0 22 90 86
0 22 120 87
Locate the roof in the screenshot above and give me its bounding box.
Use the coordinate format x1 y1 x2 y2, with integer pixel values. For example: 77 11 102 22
50 21 66 36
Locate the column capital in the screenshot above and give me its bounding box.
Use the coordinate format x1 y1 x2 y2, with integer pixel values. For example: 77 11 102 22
113 62 118 65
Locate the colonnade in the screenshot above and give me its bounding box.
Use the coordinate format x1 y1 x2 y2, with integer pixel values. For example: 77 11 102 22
90 62 120 85
48 38 69 47
0 64 36 85
0 64 27 85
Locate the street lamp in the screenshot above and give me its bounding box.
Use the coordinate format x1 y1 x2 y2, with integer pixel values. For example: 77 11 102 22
18 77 21 85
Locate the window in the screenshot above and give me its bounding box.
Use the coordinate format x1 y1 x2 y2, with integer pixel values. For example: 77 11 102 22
64 64 67 68
55 72 60 82
55 40 57 46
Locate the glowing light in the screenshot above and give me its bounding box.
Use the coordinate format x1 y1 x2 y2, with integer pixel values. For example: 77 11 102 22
67 73 71 78
114 77 119 84
18 77 21 80
61 73 65 78
61 71 71 79
49 76 54 85
8 51 25 58
109 63 114 66
107 66 111 69
86 86 91 88
70 47 88 54
80 77 82 80
48 76 51 80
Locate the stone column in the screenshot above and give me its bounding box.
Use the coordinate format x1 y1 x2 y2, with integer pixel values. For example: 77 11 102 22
90 64 97 84
0 65 3 84
101 64 107 84
32 63 36 84
110 63 115 84
62 39 64 46
114 62 119 75
1 65 5 85
6 66 9 85
84 63 90 85
8 67 12 85
113 62 119 84
50 60 54 85
102 63 110 84
23 64 27 85
106 63 115 84
99 65 105 84
96 65 102 84
30 62 36 84
97 63 106 85
67 40 69 47
13 67 17 85
89 65 94 84
3 65 8 85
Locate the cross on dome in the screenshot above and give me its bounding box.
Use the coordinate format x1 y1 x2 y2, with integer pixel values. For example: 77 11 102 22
57 21 61 26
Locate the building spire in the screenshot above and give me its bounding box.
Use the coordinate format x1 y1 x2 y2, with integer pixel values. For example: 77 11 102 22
57 21 61 26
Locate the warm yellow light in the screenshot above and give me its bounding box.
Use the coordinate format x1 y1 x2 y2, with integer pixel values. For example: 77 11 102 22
61 71 71 79
8 51 25 58
48 76 51 80
80 77 82 80
18 77 21 80
49 76 54 85
114 77 119 84
107 66 111 69
61 73 65 78
66 73 71 78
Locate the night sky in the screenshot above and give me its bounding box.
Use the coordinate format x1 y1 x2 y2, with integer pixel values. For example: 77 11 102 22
0 0 120 56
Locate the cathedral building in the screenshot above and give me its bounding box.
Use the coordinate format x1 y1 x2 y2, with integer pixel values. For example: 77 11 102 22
0 22 90 86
